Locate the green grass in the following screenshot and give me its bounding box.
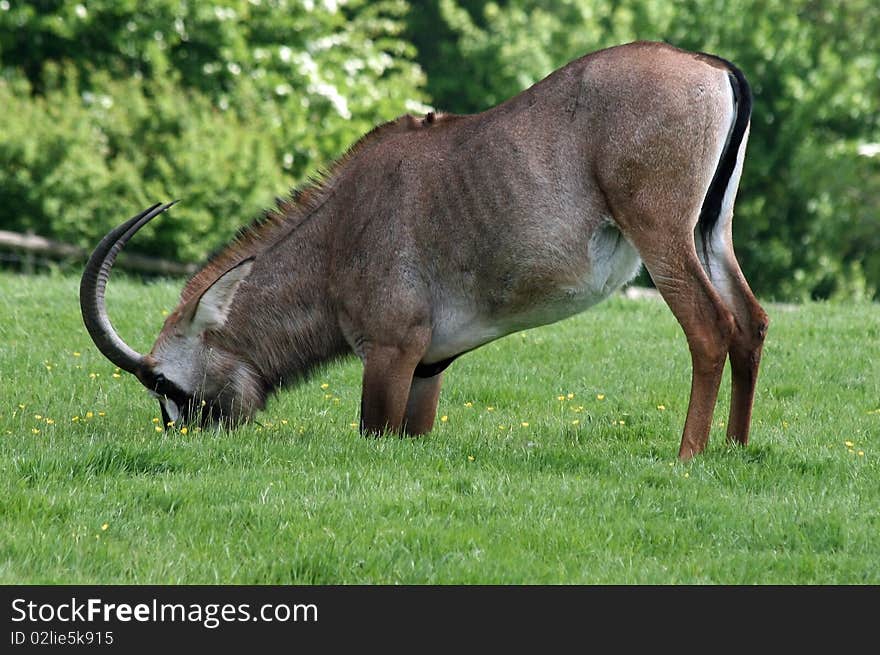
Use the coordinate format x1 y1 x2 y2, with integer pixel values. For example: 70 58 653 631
1 271 878 584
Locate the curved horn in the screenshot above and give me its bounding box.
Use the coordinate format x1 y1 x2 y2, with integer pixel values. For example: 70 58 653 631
79 202 178 373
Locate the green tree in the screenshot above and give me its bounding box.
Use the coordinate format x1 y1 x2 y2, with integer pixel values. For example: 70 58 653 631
0 68 288 262
0 0 427 261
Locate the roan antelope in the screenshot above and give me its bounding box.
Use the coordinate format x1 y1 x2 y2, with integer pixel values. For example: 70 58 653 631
81 41 768 460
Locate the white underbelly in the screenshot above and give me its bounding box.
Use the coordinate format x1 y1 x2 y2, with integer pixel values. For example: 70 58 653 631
423 224 642 363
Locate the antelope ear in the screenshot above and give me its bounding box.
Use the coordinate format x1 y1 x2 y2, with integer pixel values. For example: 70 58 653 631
188 258 254 334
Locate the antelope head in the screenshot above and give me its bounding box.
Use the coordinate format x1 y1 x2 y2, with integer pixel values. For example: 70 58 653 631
80 203 265 429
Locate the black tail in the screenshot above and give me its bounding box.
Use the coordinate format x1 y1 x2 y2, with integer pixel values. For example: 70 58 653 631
697 56 753 254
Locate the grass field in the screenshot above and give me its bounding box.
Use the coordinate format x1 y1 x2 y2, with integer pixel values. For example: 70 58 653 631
1 271 878 584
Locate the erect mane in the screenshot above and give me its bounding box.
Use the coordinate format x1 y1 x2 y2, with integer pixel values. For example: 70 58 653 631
178 111 456 306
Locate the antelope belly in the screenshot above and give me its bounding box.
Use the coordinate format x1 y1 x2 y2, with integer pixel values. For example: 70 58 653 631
423 224 642 364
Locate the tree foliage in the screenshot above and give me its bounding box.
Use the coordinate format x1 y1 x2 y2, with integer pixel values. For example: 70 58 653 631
0 0 426 262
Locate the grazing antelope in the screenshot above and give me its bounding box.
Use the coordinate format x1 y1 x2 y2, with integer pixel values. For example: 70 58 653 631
81 41 768 460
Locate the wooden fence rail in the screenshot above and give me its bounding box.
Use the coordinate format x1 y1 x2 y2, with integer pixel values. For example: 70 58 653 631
0 230 197 276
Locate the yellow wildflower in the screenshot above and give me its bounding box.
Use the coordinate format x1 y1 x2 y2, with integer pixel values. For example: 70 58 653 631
154 426 162 432
320 383 329 389
844 440 854 447
597 394 605 400
440 415 448 422
464 402 473 408
85 411 94 419
572 420 580 426
467 455 475 462
180 427 188 435
566 393 574 400
521 421 529 427
152 417 160 424
657 404 666 411
101 523 109 531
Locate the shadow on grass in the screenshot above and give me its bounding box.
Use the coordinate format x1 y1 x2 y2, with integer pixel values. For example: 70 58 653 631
15 443 183 484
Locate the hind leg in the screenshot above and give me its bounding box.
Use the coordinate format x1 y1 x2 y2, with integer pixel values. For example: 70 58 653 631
603 160 738 458
631 236 736 460
699 231 768 445
723 263 768 446
611 189 736 459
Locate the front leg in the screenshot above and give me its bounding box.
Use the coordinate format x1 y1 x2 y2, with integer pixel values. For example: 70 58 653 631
404 373 443 435
359 339 429 435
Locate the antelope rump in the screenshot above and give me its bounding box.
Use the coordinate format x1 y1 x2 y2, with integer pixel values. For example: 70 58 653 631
80 41 768 460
